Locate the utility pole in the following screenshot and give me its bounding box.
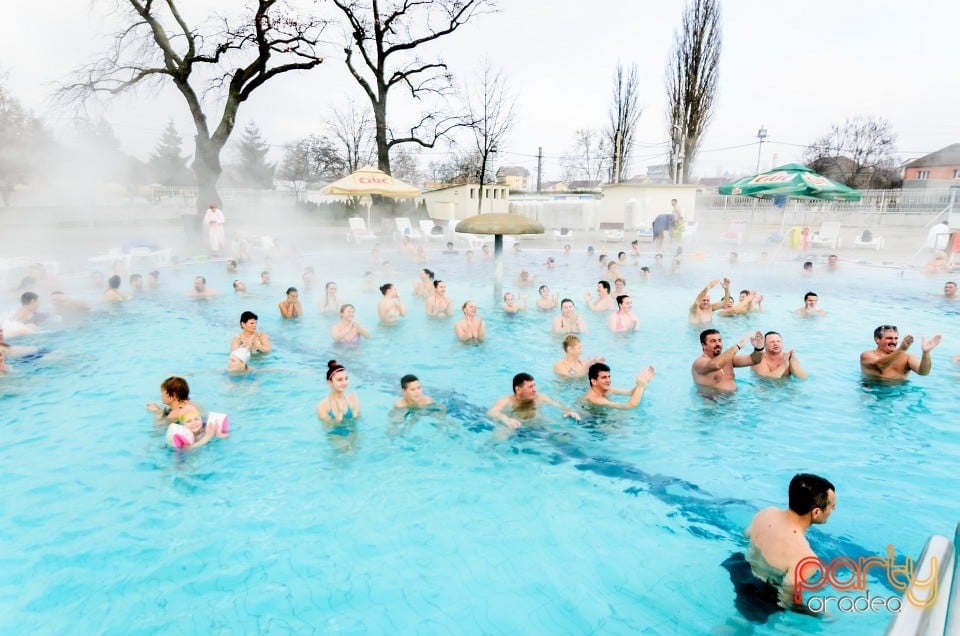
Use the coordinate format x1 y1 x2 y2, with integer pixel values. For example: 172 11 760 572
536 146 543 195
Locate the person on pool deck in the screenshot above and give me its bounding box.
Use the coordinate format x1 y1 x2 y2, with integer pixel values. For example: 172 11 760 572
454 301 486 343
582 362 655 409
317 360 361 424
393 374 435 409
331 304 371 344
378 283 407 324
102 275 125 302
488 372 580 429
146 376 200 423
794 291 826 317
583 280 616 312
859 325 941 380
187 276 219 298
744 473 837 611
942 281 957 300
552 334 604 378
689 278 732 324
231 310 272 355
278 287 303 319
426 280 454 318
608 295 639 331
319 281 341 315
692 329 765 392
753 332 807 380
501 291 526 314
552 298 588 334
536 285 558 311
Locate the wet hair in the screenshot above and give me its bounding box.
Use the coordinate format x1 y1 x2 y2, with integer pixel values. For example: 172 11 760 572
804 291 818 301
764 331 780 340
631 239 638 247
599 255 607 264
597 280 611 293
130 274 142 284
400 374 419 389
699 328 720 345
562 334 580 352
233 280 243 290
640 266 650 273
195 276 207 284
803 261 813 270
615 294 629 308
108 275 121 289
286 287 297 295
433 279 443 289
788 473 835 515
148 270 159 279
161 376 190 401
326 360 346 381
461 300 473 311
607 261 618 271
615 278 626 286
738 289 750 297
340 304 354 315
422 268 435 280
873 324 897 339
503 292 513 301
240 310 258 324
325 281 336 291
587 362 610 383
20 292 38 305
379 283 394 295
618 252 626 259
654 253 663 260
512 372 534 392
947 281 957 286
538 285 548 294
560 297 574 308
227 260 237 267
261 271 270 277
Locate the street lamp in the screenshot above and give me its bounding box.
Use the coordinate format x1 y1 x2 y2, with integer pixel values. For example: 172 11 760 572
755 126 768 174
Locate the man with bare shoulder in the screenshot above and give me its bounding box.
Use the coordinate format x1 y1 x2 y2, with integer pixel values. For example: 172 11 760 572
487 372 580 430
753 331 807 380
689 278 731 324
859 325 941 380
795 292 826 317
692 329 764 392
187 275 219 298
582 362 655 409
744 473 837 611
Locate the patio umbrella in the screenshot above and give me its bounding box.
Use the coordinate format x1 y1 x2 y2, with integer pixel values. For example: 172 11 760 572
323 165 420 226
718 163 861 245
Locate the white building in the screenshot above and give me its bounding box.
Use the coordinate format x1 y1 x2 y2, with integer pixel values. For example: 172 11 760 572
422 184 510 221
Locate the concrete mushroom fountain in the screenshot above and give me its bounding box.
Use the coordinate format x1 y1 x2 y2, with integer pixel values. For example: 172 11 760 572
454 213 544 301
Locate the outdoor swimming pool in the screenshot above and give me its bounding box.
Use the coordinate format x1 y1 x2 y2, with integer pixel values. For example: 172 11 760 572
1 246 957 634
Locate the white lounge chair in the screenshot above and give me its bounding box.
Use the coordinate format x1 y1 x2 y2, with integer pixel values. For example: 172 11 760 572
420 219 445 241
853 230 884 250
720 220 748 246
603 229 624 242
394 217 422 241
809 222 842 249
346 217 378 243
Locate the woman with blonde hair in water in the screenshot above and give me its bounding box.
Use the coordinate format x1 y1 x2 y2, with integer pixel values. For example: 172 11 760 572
331 304 370 344
552 334 605 378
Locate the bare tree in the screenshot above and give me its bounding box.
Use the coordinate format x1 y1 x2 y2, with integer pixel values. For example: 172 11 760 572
606 62 642 183
665 0 722 183
803 116 900 189
277 134 344 199
331 0 496 175
58 1 325 214
463 62 516 212
560 129 609 184
322 100 376 174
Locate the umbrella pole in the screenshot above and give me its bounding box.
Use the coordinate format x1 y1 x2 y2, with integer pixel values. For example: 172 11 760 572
494 234 503 303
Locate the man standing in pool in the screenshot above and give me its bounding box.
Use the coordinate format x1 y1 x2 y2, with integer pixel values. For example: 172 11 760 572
743 473 837 611
583 362 655 409
689 278 732 324
692 329 765 392
860 325 941 380
488 373 580 429
753 332 807 380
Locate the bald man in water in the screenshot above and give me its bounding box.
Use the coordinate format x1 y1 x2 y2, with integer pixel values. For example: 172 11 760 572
689 278 732 324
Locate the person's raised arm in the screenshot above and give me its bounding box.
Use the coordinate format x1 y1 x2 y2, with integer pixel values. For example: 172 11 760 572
862 335 912 373
584 291 599 311
256 332 272 353
537 394 581 420
355 322 371 339
488 396 520 429
396 296 407 317
477 318 487 341
279 301 294 319
910 335 941 375
711 278 732 311
690 279 718 314
733 331 766 367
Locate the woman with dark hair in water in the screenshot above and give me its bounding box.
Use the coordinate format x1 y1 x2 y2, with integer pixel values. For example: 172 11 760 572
377 283 407 324
316 360 361 424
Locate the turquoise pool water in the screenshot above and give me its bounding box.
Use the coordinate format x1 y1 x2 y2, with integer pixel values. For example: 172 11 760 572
1 248 958 634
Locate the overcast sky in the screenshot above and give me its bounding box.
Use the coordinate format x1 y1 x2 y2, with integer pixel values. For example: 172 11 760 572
4 0 959 181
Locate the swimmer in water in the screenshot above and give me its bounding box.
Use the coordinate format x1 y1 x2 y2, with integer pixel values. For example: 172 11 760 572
582 362 654 409
941 281 957 300
691 329 765 392
393 374 434 409
552 298 588 334
331 304 370 344
752 332 807 380
744 473 837 611
536 285 558 311
319 281 341 315
583 280 615 312
377 283 407 324
454 301 486 343
516 269 535 287
859 325 941 380
689 278 731 324
187 275 219 298
487 372 580 430
233 280 247 294
501 291 526 314
608 295 639 331
316 360 361 424
552 334 604 378
146 376 199 423
227 346 252 374
426 280 453 318
278 287 302 319
177 408 229 449
794 291 826 317
413 269 435 298
717 290 761 317
231 311 272 354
